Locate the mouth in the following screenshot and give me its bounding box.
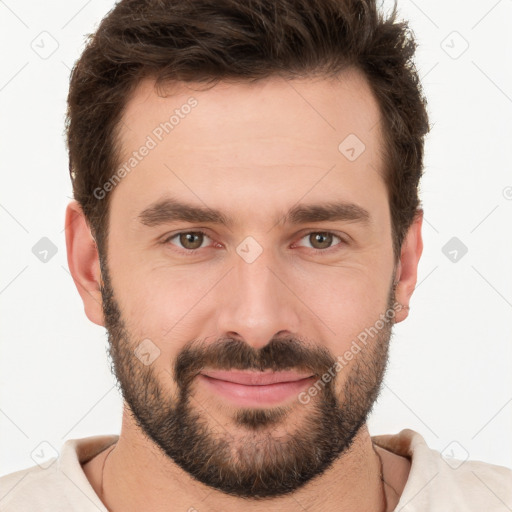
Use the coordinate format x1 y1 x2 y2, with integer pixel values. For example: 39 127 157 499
198 370 316 407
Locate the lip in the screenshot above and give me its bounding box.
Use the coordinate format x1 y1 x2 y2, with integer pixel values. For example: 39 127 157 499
198 370 316 407
201 370 314 385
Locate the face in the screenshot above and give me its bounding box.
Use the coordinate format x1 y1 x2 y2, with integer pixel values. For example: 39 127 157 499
96 70 401 498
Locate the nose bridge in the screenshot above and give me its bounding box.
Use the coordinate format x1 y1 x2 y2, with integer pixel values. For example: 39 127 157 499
215 247 300 349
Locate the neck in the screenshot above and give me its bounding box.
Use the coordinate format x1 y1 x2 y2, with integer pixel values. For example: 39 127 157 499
95 409 390 512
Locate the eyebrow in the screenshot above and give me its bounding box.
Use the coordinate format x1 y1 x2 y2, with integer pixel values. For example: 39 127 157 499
137 196 371 228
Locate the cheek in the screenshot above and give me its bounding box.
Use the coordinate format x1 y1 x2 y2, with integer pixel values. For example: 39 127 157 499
113 265 217 362
292 266 392 354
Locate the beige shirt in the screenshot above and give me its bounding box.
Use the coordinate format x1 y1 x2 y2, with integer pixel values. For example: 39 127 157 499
1 429 510 511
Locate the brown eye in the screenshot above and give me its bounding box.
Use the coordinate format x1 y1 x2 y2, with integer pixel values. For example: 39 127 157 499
179 232 204 249
309 232 333 249
296 232 343 251
167 231 209 250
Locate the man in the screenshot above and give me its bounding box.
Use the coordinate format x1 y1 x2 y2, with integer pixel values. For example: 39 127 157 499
1 0 510 510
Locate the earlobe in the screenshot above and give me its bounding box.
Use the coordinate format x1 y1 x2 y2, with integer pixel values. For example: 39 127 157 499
393 210 423 324
64 200 105 326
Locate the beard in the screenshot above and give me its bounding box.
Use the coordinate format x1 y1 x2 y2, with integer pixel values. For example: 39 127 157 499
99 258 396 499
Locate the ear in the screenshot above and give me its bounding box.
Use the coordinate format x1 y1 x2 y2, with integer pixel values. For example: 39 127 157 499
64 200 105 326
393 210 423 323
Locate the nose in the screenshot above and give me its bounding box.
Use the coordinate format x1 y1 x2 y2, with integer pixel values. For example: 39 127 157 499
214 250 301 350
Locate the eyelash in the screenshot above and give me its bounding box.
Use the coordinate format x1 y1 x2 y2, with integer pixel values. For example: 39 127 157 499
162 230 347 256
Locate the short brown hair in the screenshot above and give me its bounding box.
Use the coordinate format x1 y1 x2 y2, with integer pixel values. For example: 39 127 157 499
66 0 430 261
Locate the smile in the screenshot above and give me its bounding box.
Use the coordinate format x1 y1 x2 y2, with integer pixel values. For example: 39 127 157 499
198 370 316 407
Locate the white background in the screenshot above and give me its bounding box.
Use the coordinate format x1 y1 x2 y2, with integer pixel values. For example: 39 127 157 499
1 0 511 479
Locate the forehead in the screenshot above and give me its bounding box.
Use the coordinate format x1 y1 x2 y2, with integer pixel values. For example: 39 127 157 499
111 69 387 226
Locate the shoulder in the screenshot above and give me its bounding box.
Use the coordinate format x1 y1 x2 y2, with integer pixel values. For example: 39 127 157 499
0 435 117 512
372 428 512 511
0 459 66 510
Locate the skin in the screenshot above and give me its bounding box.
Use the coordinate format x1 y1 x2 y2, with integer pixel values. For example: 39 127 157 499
66 68 423 511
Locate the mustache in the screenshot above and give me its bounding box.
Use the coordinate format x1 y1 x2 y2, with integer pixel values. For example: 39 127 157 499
174 336 337 389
